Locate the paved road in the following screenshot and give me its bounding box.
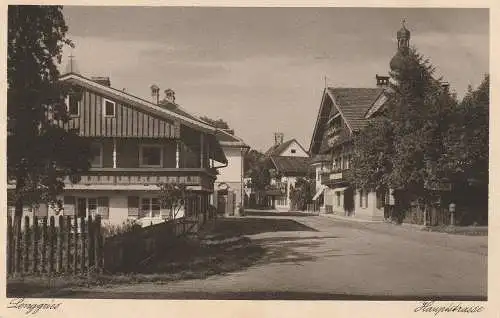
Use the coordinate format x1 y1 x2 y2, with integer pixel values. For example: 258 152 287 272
49 212 488 300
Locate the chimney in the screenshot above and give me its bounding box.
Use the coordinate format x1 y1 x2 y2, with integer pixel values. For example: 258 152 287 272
274 132 284 146
164 89 175 104
376 74 390 88
150 84 160 104
91 76 111 87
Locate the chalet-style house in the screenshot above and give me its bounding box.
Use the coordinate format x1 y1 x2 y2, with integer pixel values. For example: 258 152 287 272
264 133 311 211
309 23 414 221
8 70 228 227
212 128 249 216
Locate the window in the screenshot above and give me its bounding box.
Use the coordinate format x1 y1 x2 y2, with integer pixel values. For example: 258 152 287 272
75 197 106 218
103 98 116 117
90 142 103 167
66 95 80 116
140 197 162 218
140 145 163 167
291 149 296 154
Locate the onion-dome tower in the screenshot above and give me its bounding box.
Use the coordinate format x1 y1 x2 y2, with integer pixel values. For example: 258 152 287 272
390 19 411 73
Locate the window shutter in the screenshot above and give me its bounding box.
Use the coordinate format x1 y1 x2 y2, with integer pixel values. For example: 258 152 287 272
128 196 139 217
98 197 109 219
64 196 76 216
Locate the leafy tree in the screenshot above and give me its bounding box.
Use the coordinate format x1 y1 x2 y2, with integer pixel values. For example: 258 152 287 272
8 6 92 231
349 47 457 213
244 149 265 176
289 177 315 211
200 116 232 132
158 183 188 219
441 75 489 224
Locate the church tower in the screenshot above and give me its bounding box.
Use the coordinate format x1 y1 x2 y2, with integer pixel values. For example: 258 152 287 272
390 19 411 73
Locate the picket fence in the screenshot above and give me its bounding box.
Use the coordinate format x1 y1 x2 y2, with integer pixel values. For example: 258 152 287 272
6 215 103 276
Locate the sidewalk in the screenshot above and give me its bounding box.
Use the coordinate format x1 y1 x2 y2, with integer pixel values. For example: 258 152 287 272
319 212 487 235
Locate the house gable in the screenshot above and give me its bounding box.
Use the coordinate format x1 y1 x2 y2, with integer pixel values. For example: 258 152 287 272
61 86 180 138
309 87 385 157
275 139 309 157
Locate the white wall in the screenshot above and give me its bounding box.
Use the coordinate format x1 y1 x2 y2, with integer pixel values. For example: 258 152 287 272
216 147 243 183
278 140 309 157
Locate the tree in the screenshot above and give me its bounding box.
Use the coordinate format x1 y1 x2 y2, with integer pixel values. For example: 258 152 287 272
289 177 315 211
157 183 188 219
8 6 92 231
200 116 232 132
349 47 458 215
442 75 489 224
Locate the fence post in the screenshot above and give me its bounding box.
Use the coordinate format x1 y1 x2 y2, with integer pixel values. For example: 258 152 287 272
65 216 72 273
7 215 13 275
57 215 64 273
32 216 39 274
73 216 78 274
87 215 94 269
13 216 22 275
40 217 47 274
48 216 55 274
23 216 30 273
80 217 86 273
94 215 102 273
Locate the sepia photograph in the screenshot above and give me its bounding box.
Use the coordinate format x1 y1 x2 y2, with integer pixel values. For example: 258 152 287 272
5 4 489 306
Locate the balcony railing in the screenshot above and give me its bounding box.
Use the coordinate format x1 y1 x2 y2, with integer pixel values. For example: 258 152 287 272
63 167 217 191
320 168 348 185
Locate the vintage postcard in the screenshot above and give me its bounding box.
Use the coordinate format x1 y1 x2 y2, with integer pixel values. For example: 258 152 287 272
1 2 497 318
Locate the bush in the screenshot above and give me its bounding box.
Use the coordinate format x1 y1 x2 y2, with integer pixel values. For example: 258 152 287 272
102 219 141 238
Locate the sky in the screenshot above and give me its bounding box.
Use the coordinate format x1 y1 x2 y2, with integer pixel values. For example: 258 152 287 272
60 7 489 152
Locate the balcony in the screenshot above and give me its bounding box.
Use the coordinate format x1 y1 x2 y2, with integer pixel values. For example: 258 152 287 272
320 168 348 186
63 167 217 192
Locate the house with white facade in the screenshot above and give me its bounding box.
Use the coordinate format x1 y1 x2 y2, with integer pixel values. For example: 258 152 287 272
264 133 311 211
7 70 227 228
211 129 249 216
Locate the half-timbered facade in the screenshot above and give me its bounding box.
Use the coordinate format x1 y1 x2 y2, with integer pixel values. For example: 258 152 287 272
9 72 227 227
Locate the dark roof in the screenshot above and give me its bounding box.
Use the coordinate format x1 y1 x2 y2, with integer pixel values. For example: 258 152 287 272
328 87 384 131
269 156 310 175
265 138 308 157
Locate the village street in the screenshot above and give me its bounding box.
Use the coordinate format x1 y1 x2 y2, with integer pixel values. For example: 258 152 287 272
43 211 487 300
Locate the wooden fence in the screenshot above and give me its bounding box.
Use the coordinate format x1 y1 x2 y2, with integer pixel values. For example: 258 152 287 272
103 214 205 273
6 215 103 276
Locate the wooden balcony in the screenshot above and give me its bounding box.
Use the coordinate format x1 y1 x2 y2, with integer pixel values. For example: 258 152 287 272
320 169 348 186
64 167 217 192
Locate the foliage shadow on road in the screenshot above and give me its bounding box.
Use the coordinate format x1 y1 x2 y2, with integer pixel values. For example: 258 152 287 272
204 217 318 239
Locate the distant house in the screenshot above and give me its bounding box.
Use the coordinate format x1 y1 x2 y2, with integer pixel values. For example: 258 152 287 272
264 133 311 211
211 128 249 216
8 70 227 227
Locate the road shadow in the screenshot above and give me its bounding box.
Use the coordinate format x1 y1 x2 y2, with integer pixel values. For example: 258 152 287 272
203 217 318 239
244 210 319 217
